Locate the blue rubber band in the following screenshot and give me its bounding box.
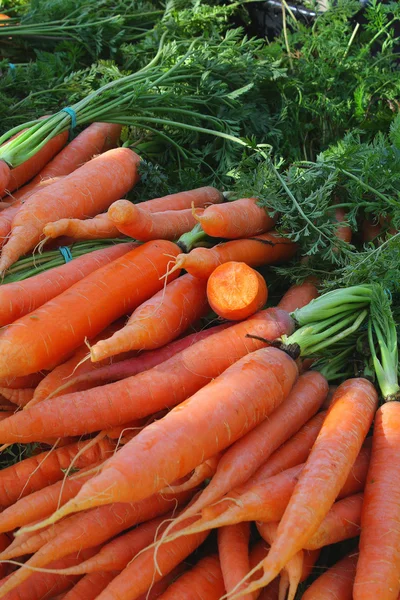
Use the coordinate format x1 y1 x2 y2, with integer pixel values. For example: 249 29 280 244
60 107 77 131
59 246 73 263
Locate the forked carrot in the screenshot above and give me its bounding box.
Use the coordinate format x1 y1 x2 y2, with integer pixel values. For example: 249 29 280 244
62 571 119 600
157 555 225 600
108 201 201 241
0 308 293 442
230 378 377 597
90 273 209 362
0 240 180 378
44 213 120 241
277 281 319 313
219 524 251 600
196 198 275 238
0 147 141 272
302 552 358 600
305 493 363 550
0 242 135 327
169 233 297 279
207 262 268 321
354 402 400 600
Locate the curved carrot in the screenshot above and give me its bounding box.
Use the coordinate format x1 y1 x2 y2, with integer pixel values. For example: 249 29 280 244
0 388 34 407
0 147 140 272
354 401 400 600
277 281 319 313
0 240 180 378
62 571 119 600
90 273 209 361
0 242 135 327
302 552 358 600
172 371 327 527
207 262 268 321
0 437 114 509
160 454 221 495
219 524 251 600
0 308 293 443
305 492 363 550
42 346 298 521
108 201 200 241
197 198 275 238
158 555 225 600
170 233 297 279
236 378 377 596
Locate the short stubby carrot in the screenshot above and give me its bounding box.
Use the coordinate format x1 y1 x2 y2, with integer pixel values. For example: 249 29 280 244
354 402 400 600
196 197 275 238
0 240 180 378
91 273 209 361
0 242 135 327
157 555 226 600
35 346 298 522
108 200 200 241
0 147 140 272
278 280 319 313
0 308 293 443
302 552 358 600
207 261 268 321
233 378 377 596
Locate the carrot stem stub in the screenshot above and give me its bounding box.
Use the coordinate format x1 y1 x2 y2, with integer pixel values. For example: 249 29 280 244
207 261 268 321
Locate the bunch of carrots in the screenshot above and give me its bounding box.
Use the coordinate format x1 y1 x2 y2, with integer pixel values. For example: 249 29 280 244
0 121 397 600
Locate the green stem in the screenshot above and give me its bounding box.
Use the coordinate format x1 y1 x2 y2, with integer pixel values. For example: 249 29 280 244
177 223 207 253
292 285 373 325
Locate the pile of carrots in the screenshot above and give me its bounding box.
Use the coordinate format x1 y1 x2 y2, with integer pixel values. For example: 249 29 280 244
0 122 396 600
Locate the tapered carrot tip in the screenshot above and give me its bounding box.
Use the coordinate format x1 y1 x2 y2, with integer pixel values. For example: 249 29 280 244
108 199 137 224
207 261 268 321
0 161 10 196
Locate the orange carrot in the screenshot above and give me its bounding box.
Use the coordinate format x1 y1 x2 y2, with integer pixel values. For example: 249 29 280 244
0 162 10 197
42 324 232 399
277 281 319 313
302 552 358 600
108 201 200 241
0 240 180 378
354 402 400 600
161 454 221 495
138 186 223 212
196 198 275 238
206 262 268 321
0 308 293 443
171 371 326 526
0 413 13 422
0 535 10 580
0 373 44 389
0 388 34 407
136 564 187 600
362 218 382 243
170 233 297 279
0 437 114 509
90 273 209 362
0 147 140 271
305 493 363 550
333 207 352 245
234 378 377 597
157 555 225 600
62 571 119 600
39 346 298 521
219 524 251 600
322 385 338 410
0 203 21 246
0 242 135 327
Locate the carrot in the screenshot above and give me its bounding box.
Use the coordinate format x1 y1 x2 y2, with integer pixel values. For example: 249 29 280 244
0 373 45 389
0 472 93 534
0 437 114 509
354 402 400 600
157 555 225 600
196 198 275 238
0 147 140 272
136 564 187 600
108 201 201 241
170 233 297 279
322 384 338 410
48 324 232 397
0 163 10 199
43 213 121 241
302 552 358 600
161 454 221 495
233 378 377 597
206 262 268 321
0 203 21 246
62 571 119 600
277 281 319 313
0 242 135 327
94 517 210 600
0 413 13 422
362 218 382 243
304 492 363 550
0 388 34 407
0 536 10 580
0 308 293 443
90 273 209 362
0 240 180 378
37 346 298 523
171 371 327 528
219 524 251 600
333 207 352 245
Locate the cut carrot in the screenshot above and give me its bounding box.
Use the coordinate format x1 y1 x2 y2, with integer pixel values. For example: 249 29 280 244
90 273 209 361
0 242 135 327
0 240 180 378
302 552 358 600
278 280 319 313
197 198 275 238
157 555 225 600
108 200 200 241
219 524 251 600
207 261 268 321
